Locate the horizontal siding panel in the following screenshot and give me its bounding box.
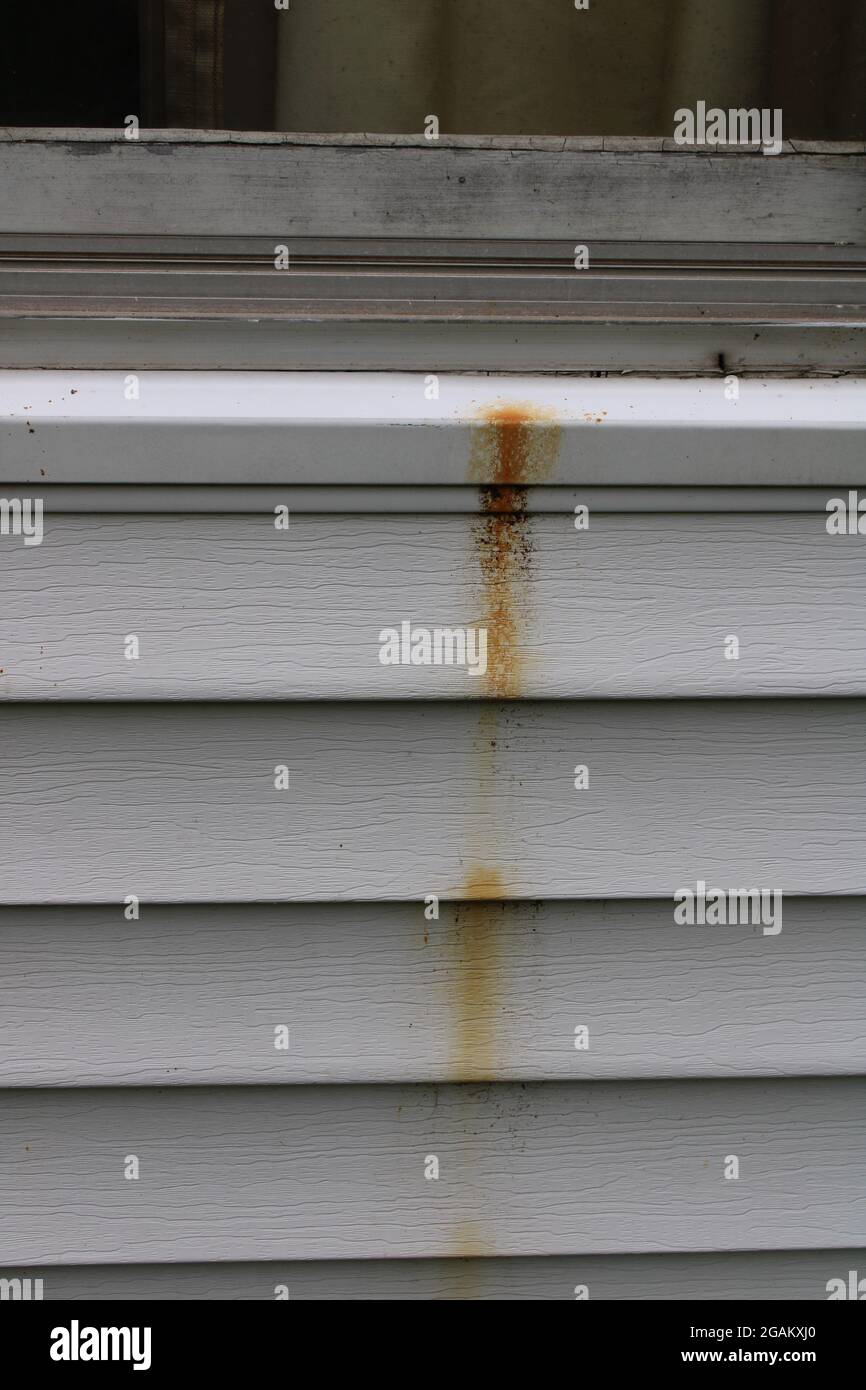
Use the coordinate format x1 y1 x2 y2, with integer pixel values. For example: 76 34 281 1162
3 514 866 699
0 899 864 1087
13 1249 866 1300
1 700 865 902
3 373 866 485
1 1078 863 1264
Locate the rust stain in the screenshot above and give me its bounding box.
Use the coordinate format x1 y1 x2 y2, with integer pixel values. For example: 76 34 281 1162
449 1217 489 1260
462 864 505 899
443 1224 490 1298
442 403 561 1262
468 401 560 699
448 891 503 1083
444 712 508 1082
436 1259 482 1301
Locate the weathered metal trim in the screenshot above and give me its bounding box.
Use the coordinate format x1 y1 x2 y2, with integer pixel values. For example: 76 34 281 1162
3 318 864 373
1 136 863 242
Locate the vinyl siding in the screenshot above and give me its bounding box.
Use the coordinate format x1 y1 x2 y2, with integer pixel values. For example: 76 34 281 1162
0 900 864 1088
2 376 865 1298
2 127 865 1301
3 1079 864 1264
10 1250 866 1301
2 512 866 700
2 699 865 902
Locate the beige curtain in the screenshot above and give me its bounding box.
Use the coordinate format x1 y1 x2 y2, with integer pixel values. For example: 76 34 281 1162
274 0 864 139
150 0 865 139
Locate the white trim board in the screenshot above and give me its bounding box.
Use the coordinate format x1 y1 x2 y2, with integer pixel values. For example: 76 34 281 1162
1 372 865 485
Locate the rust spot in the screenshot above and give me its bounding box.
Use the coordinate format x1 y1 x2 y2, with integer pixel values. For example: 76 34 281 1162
468 402 560 698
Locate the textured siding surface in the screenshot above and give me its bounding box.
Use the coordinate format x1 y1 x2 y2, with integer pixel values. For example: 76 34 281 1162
1 371 864 1299
3 1079 865 1264
11 1250 866 1301
3 513 866 699
2 699 866 901
1 900 864 1087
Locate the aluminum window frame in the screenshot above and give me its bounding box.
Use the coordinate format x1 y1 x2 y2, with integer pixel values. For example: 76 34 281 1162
0 130 864 372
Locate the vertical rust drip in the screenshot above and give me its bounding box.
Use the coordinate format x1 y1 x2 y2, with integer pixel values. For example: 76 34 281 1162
468 403 561 699
448 402 561 1080
448 869 504 1081
443 402 561 1260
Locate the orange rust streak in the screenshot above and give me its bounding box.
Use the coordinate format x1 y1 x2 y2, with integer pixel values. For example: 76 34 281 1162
446 1222 490 1269
468 402 561 699
444 401 561 1257
449 872 504 1083
463 865 505 899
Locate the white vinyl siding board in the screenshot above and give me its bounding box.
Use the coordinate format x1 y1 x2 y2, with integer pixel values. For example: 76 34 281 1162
1 1079 864 1265
0 899 863 1088
14 1250 866 1301
2 699 865 903
1 511 865 700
